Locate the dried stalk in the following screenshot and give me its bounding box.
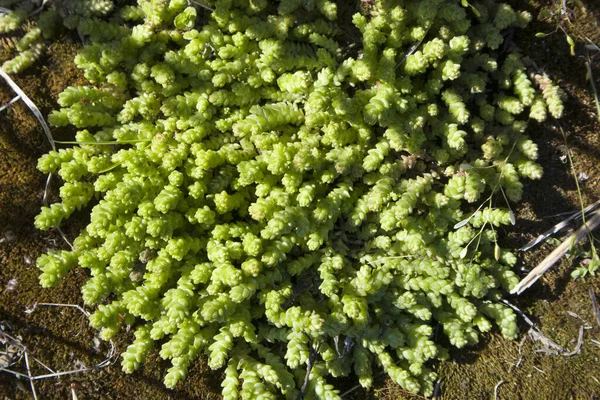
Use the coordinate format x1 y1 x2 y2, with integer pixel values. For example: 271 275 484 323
512 209 600 295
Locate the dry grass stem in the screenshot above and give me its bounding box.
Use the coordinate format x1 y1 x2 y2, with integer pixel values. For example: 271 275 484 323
24 352 38 400
0 303 117 399
508 336 528 373
493 380 505 400
501 300 566 355
188 0 215 12
512 209 600 295
28 302 91 317
590 288 600 328
561 326 585 357
0 69 74 249
0 69 55 151
519 200 600 252
0 95 21 112
340 371 386 398
532 366 547 374
585 59 600 122
431 379 442 400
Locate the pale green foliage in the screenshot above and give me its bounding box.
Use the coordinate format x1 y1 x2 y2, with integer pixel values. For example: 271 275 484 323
34 0 564 397
1 0 115 73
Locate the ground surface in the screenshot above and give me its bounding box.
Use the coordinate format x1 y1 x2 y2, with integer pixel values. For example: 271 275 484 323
1 1 599 399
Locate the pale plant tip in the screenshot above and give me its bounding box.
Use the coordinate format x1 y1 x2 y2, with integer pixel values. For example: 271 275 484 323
459 247 469 259
509 211 516 225
454 218 470 229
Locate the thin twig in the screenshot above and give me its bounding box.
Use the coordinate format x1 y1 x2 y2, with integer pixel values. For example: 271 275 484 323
0 95 21 112
532 366 546 374
0 69 74 249
0 331 26 351
28 303 91 317
509 335 527 371
339 381 363 398
566 311 592 329
501 300 565 354
519 200 600 251
585 44 600 52
586 59 600 123
562 326 585 356
24 353 38 400
590 288 600 328
55 227 73 249
32 356 56 374
512 209 600 295
42 173 53 206
22 302 117 376
340 371 386 398
396 19 436 69
0 69 55 151
30 0 48 16
296 343 320 400
30 367 105 381
501 300 536 327
188 0 214 12
432 379 443 399
504 301 589 357
0 367 30 379
493 381 504 400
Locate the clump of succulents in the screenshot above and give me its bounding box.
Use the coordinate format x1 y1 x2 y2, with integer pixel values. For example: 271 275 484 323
0 0 114 73
34 0 564 398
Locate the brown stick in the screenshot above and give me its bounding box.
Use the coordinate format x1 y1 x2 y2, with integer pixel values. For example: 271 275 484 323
511 210 600 295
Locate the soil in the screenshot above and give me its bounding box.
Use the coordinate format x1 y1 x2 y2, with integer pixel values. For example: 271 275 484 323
1 1 599 399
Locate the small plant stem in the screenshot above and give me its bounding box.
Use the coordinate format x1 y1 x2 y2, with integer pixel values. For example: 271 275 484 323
585 60 600 123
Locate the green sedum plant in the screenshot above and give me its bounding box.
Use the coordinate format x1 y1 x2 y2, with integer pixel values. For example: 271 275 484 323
1 0 114 73
34 0 564 398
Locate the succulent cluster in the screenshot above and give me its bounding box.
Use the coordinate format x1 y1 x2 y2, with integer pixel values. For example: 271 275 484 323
0 0 114 73
34 0 563 398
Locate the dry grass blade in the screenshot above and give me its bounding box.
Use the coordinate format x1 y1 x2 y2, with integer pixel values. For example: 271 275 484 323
511 209 600 295
502 300 590 358
26 302 91 317
586 59 600 123
590 288 600 328
0 69 55 151
493 381 505 400
561 326 585 357
30 0 48 16
519 200 600 251
0 302 118 385
188 0 214 11
0 95 21 112
501 300 565 355
530 329 565 355
0 323 25 370
340 371 386 398
0 69 73 249
24 352 38 400
431 379 442 399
